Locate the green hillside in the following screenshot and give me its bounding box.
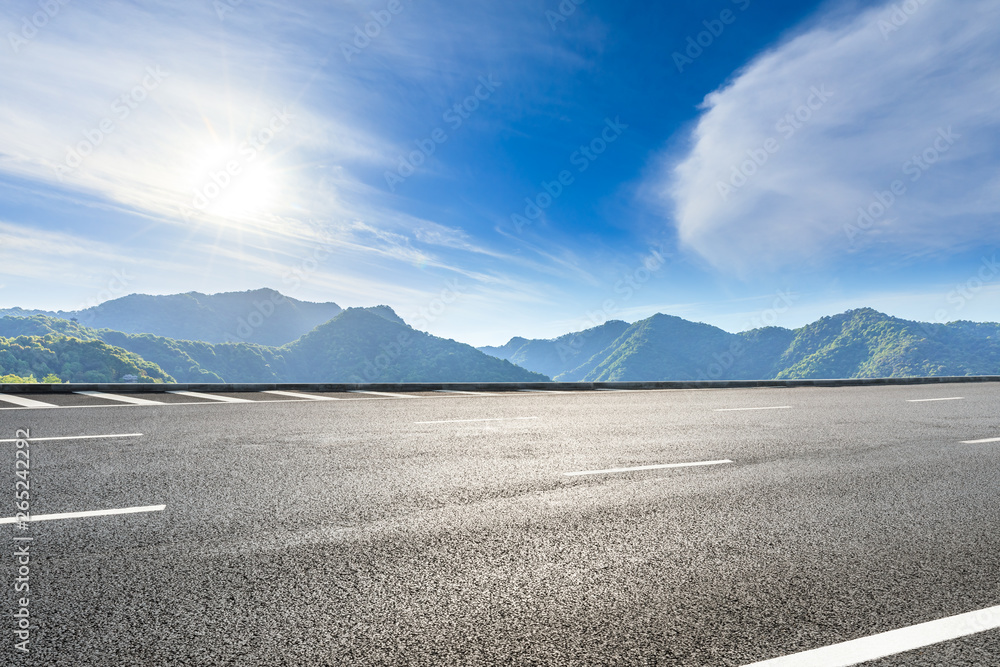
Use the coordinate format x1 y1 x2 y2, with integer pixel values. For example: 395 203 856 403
0 334 173 383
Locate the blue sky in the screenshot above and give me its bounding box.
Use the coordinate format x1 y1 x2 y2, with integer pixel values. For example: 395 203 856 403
1 0 998 346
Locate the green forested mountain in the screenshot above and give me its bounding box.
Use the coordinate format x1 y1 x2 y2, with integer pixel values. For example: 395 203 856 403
480 308 1000 381
282 308 549 382
0 334 174 383
773 309 1000 378
0 288 342 346
0 308 549 383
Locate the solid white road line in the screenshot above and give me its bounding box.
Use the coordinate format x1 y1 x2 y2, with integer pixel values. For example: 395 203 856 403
0 433 142 443
0 504 166 525
0 394 58 408
714 406 792 412
962 437 1000 444
518 389 562 393
349 390 416 398
564 459 733 477
907 397 964 402
414 417 537 424
262 390 341 400
433 390 497 396
742 603 1000 667
75 391 163 406
167 390 252 403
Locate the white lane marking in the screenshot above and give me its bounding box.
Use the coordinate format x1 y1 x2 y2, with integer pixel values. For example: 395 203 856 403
414 417 537 425
518 389 562 393
907 397 964 402
262 390 341 401
962 437 1000 444
433 390 498 396
75 391 163 406
0 504 166 525
564 459 733 477
0 394 58 408
167 391 252 403
714 406 792 412
742 603 1000 667
349 390 415 398
0 433 142 443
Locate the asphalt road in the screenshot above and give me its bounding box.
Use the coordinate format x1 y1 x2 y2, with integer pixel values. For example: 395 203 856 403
1 383 1000 666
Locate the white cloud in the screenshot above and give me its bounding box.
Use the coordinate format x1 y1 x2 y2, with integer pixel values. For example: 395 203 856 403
665 0 1000 274
0 1 390 231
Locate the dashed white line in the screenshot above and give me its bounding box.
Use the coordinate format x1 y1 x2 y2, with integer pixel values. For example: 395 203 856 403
961 437 1000 444
262 390 341 401
414 417 537 425
907 397 964 402
564 459 733 477
0 433 142 443
433 390 497 396
518 389 562 393
167 391 252 403
714 406 792 412
742 603 1000 666
349 390 416 398
75 391 163 406
0 504 166 525
0 394 57 408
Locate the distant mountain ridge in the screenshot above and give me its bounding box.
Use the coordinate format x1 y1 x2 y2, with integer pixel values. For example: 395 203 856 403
0 288 342 346
0 306 549 383
4 288 998 383
480 308 1000 381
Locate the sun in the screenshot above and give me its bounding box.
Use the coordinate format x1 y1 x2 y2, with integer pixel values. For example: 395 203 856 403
182 142 284 225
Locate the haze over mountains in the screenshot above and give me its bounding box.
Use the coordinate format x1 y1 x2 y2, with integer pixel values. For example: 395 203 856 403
0 288 342 346
1 289 998 383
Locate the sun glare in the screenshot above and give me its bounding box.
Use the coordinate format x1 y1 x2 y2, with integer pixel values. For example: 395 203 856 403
181 142 284 226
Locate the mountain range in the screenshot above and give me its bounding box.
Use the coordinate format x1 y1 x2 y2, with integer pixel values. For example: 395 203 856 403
0 295 548 383
479 308 1000 381
1 289 998 383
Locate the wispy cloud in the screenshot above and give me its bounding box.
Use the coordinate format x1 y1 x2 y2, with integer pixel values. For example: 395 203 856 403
663 0 1000 274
